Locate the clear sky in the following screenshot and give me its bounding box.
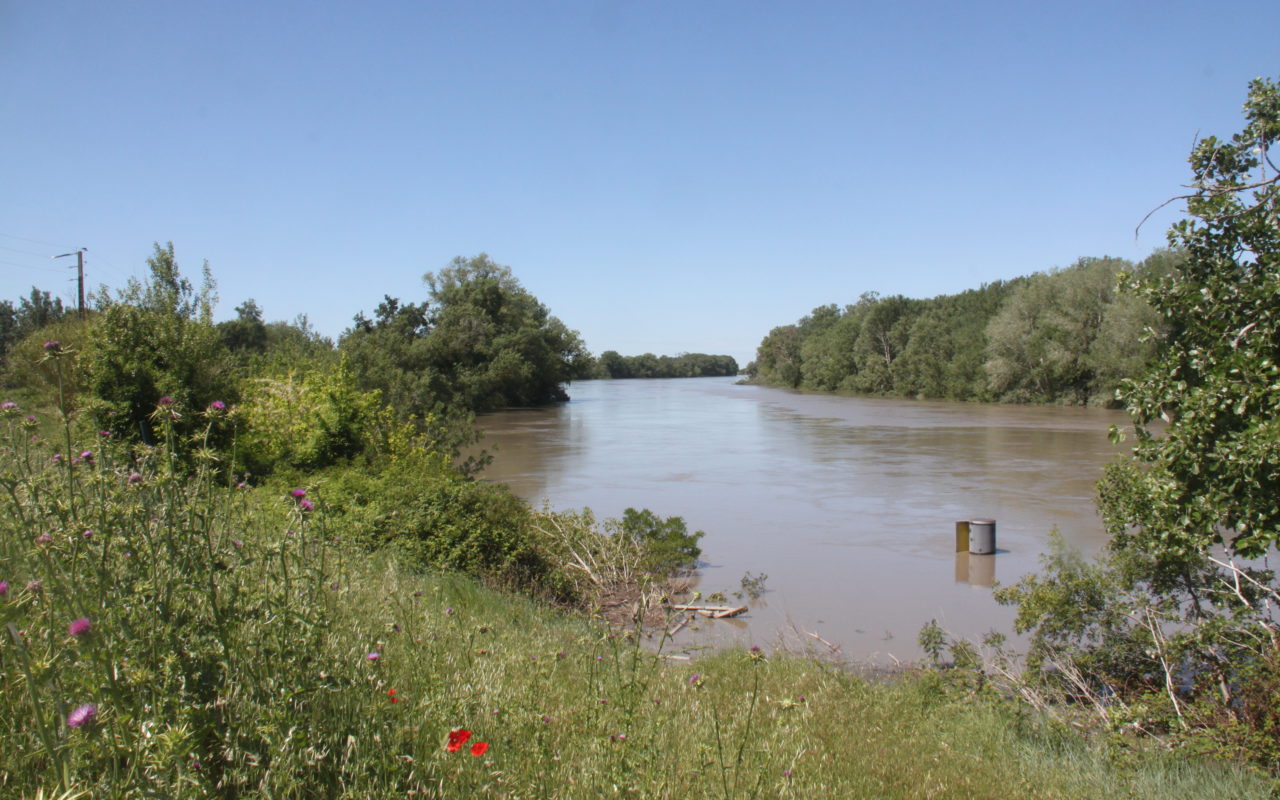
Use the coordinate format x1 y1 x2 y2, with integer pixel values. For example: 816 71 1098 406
2 1 1274 366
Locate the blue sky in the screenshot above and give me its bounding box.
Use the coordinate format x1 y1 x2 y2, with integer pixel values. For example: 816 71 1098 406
1 1 1274 366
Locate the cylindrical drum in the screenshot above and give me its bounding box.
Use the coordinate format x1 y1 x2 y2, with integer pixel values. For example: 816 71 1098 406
968 518 996 555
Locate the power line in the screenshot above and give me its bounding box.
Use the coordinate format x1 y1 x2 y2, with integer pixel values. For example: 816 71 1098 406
0 232 68 248
0 261 66 276
0 244 53 258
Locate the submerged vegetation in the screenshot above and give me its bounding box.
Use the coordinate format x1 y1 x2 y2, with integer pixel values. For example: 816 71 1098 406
1 75 1279 795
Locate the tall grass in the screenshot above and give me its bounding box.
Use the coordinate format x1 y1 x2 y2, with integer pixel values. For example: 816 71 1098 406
0 397 1272 798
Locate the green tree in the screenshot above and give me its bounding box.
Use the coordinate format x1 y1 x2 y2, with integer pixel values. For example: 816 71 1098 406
997 79 1280 757
84 243 233 442
1102 77 1280 560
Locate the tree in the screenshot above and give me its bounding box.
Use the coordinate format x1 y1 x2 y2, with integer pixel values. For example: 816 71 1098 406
84 243 233 442
1101 76 1280 560
421 254 593 410
217 299 269 354
996 79 1280 752
341 254 592 415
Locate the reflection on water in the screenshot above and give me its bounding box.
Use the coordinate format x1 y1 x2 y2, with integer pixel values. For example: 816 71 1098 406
474 376 1126 661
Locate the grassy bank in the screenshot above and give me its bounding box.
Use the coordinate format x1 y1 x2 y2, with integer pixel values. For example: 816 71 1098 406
0 411 1273 798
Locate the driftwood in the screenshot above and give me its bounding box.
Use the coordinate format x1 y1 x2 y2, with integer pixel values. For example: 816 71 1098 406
667 613 694 637
669 604 748 619
804 629 842 653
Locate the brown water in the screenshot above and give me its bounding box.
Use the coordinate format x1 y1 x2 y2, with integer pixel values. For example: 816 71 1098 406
474 376 1128 662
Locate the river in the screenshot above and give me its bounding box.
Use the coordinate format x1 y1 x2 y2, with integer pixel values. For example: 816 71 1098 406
474 376 1128 662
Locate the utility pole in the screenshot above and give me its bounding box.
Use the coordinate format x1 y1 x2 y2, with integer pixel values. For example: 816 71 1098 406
55 248 87 317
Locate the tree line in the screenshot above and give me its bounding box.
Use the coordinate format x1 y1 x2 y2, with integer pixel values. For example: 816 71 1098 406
589 350 738 379
748 251 1181 405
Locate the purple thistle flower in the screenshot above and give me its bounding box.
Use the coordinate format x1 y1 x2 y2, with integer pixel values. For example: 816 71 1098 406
298 498 314 513
25 579 42 593
158 396 173 405
66 704 97 728
128 472 143 485
0 580 8 596
689 673 701 685
208 400 226 412
68 617 92 637
35 532 52 544
0 401 17 412
79 450 94 462
366 652 380 662
82 529 93 539
51 453 62 464
99 429 111 438
42 340 61 352
291 488 307 499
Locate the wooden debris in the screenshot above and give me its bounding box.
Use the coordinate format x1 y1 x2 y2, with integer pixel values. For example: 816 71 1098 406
669 604 748 619
804 630 842 653
667 613 694 637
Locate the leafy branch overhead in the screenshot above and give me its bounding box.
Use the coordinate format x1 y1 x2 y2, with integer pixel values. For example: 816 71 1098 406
1105 76 1280 560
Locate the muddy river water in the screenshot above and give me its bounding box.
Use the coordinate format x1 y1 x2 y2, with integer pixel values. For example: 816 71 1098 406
474 376 1129 662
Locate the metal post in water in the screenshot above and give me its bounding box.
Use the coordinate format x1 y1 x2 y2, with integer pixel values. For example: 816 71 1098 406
968 518 996 555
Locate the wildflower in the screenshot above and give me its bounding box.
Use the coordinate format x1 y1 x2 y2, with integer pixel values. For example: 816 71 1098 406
689 673 701 685
542 715 551 723
366 652 380 662
26 579 42 593
0 401 17 412
444 607 454 616
236 481 247 489
387 689 399 704
43 340 61 352
783 769 793 778
82 529 93 539
79 450 93 463
470 741 489 757
291 488 307 499
66 704 97 729
128 472 143 485
35 532 52 544
0 580 8 596
298 498 314 513
69 617 92 637
99 430 111 438
447 729 472 752
208 400 226 413
52 453 62 464
232 540 243 548
158 396 173 405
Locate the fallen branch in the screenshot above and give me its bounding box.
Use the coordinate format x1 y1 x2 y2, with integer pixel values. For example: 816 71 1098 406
804 629 842 653
669 604 748 619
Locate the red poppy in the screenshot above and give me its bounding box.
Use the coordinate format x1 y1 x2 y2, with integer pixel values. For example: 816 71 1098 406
447 729 472 752
470 741 489 757
387 689 398 703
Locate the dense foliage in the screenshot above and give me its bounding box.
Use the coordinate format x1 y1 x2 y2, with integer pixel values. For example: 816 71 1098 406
749 254 1171 405
995 76 1280 767
340 254 594 416
590 351 738 379
0 287 68 363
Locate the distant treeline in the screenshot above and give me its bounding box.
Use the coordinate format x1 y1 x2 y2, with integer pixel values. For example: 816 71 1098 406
748 252 1181 405
589 351 739 379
